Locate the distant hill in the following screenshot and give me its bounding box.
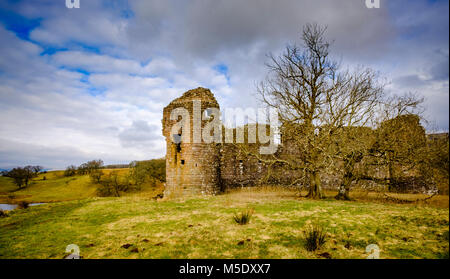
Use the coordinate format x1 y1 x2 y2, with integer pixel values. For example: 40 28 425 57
102 164 129 169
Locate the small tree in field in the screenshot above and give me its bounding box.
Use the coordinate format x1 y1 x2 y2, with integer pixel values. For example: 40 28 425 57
31 166 43 175
97 170 122 197
128 159 166 188
6 166 41 189
78 159 104 175
89 169 104 184
7 168 28 188
64 165 77 177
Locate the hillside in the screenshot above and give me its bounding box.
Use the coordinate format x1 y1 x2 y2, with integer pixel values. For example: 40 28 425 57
0 188 448 259
0 169 162 203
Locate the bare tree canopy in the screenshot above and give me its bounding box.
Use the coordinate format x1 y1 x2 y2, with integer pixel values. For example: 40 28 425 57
256 23 424 199
4 165 42 189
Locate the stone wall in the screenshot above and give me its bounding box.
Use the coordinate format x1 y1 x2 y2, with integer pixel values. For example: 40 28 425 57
162 87 221 196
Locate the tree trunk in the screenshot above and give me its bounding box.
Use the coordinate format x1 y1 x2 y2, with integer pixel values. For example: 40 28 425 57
114 184 121 197
387 159 395 192
386 150 400 192
335 155 361 200
306 171 324 199
335 175 352 200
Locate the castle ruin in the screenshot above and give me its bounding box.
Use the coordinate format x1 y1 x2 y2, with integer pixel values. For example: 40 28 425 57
162 87 272 196
162 87 442 197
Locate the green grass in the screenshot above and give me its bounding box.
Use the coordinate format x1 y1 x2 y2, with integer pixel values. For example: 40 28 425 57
0 188 448 259
0 172 97 203
0 169 161 203
0 176 18 193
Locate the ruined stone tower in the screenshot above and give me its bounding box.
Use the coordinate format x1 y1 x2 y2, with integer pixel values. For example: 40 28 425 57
162 87 221 196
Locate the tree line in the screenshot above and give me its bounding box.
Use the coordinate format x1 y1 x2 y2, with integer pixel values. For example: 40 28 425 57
64 159 165 197
2 166 44 189
2 159 166 196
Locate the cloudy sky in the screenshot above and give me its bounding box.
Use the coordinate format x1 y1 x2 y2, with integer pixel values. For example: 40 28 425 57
0 0 448 169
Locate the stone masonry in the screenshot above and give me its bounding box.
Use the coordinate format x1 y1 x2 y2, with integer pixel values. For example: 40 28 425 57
162 88 222 196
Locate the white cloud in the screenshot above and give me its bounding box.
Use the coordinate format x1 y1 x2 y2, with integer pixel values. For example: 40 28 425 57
0 0 448 169
28 2 128 47
51 51 143 74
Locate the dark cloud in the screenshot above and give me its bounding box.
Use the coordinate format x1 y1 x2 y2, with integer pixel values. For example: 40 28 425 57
127 0 394 63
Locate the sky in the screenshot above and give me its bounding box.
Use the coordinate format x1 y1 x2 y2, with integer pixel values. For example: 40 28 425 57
0 0 448 170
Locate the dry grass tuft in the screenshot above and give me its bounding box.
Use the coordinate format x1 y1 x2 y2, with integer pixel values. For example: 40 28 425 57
233 209 254 225
304 224 327 252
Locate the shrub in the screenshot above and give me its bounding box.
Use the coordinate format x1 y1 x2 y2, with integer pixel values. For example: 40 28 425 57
0 210 8 218
17 201 29 209
443 230 449 241
304 224 327 251
96 171 123 197
78 159 104 175
233 209 254 225
89 169 104 183
96 183 116 197
129 159 166 187
64 165 77 177
437 250 449 259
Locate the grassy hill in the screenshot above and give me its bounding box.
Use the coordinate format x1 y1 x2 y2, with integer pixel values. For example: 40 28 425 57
0 188 448 259
0 171 96 203
0 168 162 203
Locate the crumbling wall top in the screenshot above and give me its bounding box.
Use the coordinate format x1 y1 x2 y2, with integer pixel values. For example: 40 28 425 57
167 87 219 106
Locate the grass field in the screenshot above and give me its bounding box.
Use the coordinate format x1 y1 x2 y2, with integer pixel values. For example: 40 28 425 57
0 169 160 203
0 187 448 259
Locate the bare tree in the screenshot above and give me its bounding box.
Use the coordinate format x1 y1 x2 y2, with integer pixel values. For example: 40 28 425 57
64 165 77 177
332 126 375 200
78 159 104 175
257 23 384 199
99 170 121 197
31 166 43 175
89 169 104 184
6 166 41 189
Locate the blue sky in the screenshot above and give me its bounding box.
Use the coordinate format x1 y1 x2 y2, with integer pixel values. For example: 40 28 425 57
0 0 448 169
